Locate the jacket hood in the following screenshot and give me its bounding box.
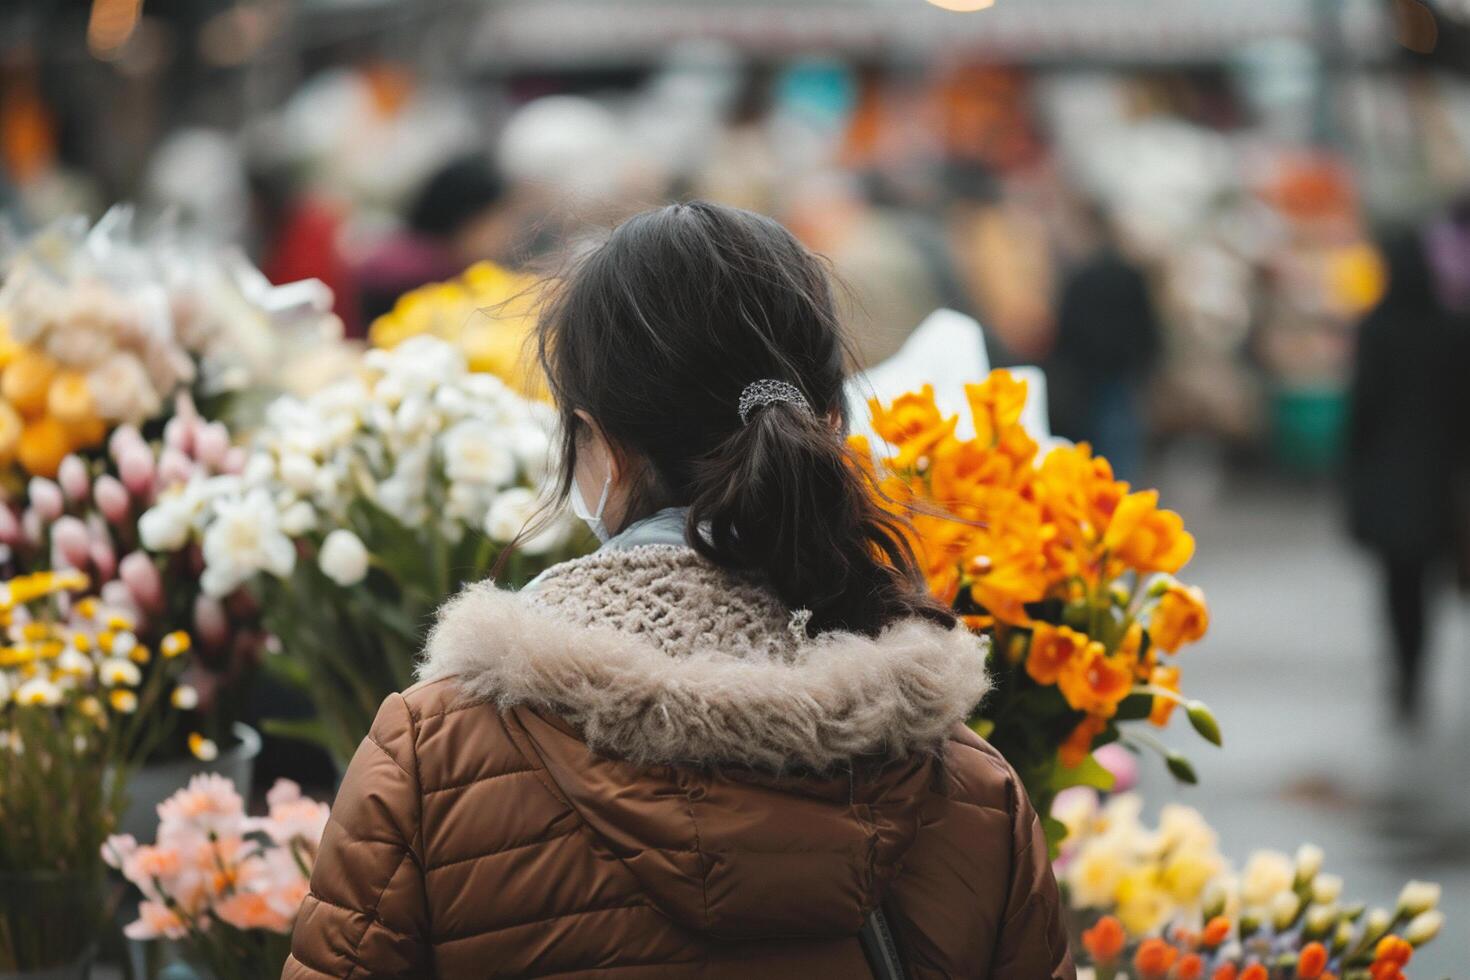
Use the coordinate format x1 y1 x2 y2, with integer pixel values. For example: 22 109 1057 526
418 545 990 772
417 545 991 940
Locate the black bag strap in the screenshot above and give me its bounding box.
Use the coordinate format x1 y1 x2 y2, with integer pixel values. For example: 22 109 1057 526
859 906 906 980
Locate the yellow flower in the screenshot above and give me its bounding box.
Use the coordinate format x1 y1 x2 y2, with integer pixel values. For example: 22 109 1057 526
1069 841 1130 908
160 631 191 659
0 401 21 465
188 733 218 761
170 685 199 710
1148 664 1182 727
869 385 958 471
109 689 138 713
14 676 62 706
17 416 76 478
1103 490 1195 575
1 348 57 419
1239 850 1294 910
98 657 141 687
1057 643 1135 718
1116 868 1173 937
1149 581 1209 653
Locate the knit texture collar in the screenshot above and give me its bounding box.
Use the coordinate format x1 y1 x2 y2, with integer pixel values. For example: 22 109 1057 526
418 546 990 771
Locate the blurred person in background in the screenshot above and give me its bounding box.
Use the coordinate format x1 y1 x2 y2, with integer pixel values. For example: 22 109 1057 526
356 153 518 324
1046 201 1163 481
250 162 363 337
1346 213 1470 727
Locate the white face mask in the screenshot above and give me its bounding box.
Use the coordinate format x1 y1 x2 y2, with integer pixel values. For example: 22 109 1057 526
570 473 613 543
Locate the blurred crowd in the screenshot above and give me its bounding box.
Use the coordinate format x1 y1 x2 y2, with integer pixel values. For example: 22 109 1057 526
12 23 1467 479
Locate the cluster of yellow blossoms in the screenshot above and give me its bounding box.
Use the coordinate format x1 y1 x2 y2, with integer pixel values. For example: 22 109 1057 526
859 371 1214 788
0 570 209 759
0 322 109 478
368 261 544 400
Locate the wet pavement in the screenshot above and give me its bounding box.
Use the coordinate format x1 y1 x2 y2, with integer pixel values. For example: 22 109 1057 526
1138 452 1470 977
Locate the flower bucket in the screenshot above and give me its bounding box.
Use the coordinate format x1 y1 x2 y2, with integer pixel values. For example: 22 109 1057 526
118 723 261 842
0 869 101 979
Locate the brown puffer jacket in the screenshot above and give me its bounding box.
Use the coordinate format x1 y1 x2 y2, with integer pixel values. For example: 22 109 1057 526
285 546 1074 979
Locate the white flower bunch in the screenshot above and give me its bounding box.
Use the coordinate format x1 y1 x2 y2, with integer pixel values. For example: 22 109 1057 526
141 336 570 596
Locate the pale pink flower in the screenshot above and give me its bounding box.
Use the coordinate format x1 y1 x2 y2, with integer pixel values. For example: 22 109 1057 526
117 444 156 499
158 447 195 490
0 506 19 546
192 594 230 647
1093 742 1139 792
93 475 131 524
119 551 165 614
163 415 195 455
100 581 140 622
27 478 64 521
102 833 139 869
50 516 91 569
195 422 231 469
259 785 329 848
123 900 189 941
89 538 117 582
157 773 246 839
58 455 90 502
214 891 293 934
109 424 146 462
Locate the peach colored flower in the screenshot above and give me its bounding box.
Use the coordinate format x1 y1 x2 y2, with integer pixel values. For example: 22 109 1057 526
157 773 245 839
1150 581 1210 653
122 900 188 940
215 890 294 934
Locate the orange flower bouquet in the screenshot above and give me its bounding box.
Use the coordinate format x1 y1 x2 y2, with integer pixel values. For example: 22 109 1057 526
857 370 1220 843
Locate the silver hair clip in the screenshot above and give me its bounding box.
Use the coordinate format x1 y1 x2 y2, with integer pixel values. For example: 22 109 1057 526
738 379 813 425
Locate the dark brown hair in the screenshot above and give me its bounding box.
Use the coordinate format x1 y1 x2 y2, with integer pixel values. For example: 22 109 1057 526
536 201 953 637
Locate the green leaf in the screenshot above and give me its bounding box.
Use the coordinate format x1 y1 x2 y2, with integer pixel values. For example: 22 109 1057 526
1047 752 1117 795
1041 815 1069 858
1113 692 1154 721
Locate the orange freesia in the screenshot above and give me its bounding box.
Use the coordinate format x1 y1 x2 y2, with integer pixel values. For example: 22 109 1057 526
868 385 957 471
1026 622 1091 685
1241 965 1268 980
1059 713 1107 768
1372 936 1413 973
1132 938 1178 978
1297 942 1329 979
1148 664 1182 727
1212 965 1239 980
1057 643 1135 717
1150 581 1210 653
1081 915 1126 963
1177 953 1205 980
1104 489 1196 575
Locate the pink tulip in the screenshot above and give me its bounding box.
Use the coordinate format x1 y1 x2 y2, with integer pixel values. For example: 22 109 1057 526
100 580 140 621
93 475 131 525
90 538 117 582
163 416 194 455
194 422 231 469
221 446 248 475
58 456 90 503
1093 742 1139 792
21 508 43 547
0 507 20 546
108 424 145 462
117 445 156 499
157 447 194 489
118 551 165 614
192 595 230 648
51 516 91 569
28 478 64 521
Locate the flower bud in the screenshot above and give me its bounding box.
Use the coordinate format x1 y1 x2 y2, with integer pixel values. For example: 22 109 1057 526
1360 907 1392 947
1166 752 1198 785
195 421 230 468
118 551 164 614
58 455 89 502
1303 903 1338 938
156 446 194 489
1239 910 1262 937
1146 575 1176 599
1295 843 1325 883
1395 880 1440 917
1331 919 1354 952
93 475 130 525
1405 908 1444 946
50 516 91 569
1312 873 1344 905
27 478 64 521
1186 700 1222 746
1271 891 1302 931
117 444 156 499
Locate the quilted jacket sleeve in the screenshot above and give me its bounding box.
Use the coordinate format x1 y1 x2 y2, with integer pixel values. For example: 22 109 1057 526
284 694 432 979
990 756 1075 979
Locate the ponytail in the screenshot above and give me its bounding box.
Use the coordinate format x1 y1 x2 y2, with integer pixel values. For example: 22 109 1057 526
536 200 954 637
687 401 952 636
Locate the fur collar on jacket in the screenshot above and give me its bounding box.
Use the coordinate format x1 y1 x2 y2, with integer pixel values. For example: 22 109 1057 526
418 545 990 772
